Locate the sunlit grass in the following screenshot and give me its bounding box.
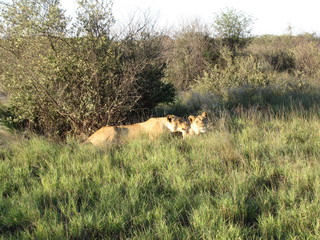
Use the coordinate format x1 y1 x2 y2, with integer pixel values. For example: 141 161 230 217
1 110 320 239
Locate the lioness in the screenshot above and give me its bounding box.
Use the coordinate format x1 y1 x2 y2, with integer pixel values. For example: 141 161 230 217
85 115 190 146
187 112 208 135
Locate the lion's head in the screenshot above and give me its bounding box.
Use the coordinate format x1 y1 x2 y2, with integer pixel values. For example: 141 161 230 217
188 112 208 135
166 115 190 138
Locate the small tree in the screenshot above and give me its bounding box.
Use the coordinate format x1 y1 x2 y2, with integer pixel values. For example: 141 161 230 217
212 8 254 51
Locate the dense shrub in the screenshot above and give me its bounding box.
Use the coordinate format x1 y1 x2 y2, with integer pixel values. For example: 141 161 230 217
193 48 274 101
162 22 215 91
0 0 175 138
292 39 320 77
248 34 320 77
268 50 295 72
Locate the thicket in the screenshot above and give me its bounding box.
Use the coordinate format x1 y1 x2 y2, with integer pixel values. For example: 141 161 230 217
0 0 174 138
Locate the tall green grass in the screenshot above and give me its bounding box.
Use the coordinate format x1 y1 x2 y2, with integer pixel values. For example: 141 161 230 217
1 110 320 239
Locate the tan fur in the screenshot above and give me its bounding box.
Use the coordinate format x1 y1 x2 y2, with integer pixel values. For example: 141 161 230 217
85 115 189 146
187 112 208 136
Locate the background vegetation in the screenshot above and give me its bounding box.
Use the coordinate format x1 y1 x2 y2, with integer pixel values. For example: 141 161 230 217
1 0 320 238
1 1 320 137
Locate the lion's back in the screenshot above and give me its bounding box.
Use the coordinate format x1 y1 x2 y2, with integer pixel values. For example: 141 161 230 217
139 118 167 137
85 117 171 146
85 126 117 146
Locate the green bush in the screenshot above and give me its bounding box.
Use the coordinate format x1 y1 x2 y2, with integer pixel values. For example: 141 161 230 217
193 48 274 101
0 0 175 138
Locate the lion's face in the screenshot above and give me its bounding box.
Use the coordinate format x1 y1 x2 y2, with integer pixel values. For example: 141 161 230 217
188 112 208 135
166 115 190 138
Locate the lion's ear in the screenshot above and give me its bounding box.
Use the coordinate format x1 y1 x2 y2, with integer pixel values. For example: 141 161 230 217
202 112 207 118
188 116 195 123
166 115 174 122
